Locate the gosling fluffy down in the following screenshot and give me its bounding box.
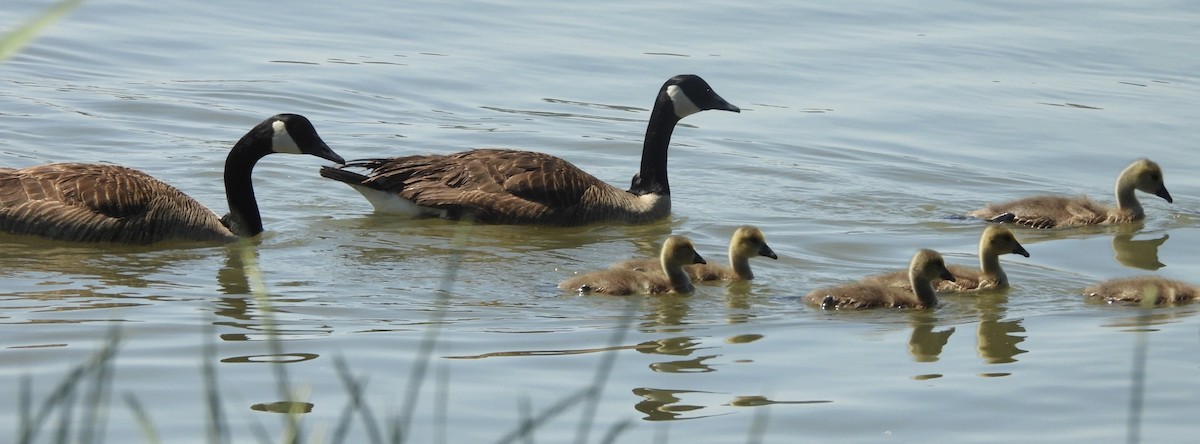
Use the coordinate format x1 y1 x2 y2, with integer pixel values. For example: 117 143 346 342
559 235 706 296
862 225 1029 292
1083 276 1200 305
969 158 1172 229
805 249 955 310
612 226 777 281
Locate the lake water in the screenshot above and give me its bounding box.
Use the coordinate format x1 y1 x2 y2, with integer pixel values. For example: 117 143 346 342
2 0 1199 442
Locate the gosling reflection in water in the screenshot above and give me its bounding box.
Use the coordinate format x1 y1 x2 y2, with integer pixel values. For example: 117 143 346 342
632 388 831 421
1111 232 1168 270
907 312 955 362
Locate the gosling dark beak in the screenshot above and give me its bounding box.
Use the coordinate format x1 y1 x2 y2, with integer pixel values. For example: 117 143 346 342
1012 243 1031 258
310 140 346 165
941 269 957 282
759 244 778 260
692 251 707 265
1155 186 1173 203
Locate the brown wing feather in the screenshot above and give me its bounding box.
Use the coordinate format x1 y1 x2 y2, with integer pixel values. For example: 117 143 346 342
0 163 232 243
345 149 624 224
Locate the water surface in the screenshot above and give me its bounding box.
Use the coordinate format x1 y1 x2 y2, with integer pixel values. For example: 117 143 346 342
2 0 1199 442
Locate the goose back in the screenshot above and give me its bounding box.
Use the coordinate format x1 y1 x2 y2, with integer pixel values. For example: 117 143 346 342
325 149 666 225
0 164 232 243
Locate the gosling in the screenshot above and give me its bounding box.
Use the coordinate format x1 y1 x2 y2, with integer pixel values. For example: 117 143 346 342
612 226 777 281
969 158 1172 228
863 226 1029 292
805 249 955 310
559 235 706 296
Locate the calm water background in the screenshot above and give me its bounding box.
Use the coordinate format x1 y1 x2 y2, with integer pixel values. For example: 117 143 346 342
2 0 1199 442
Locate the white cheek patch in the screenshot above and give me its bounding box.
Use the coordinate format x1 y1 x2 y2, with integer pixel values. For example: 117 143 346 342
271 120 302 154
667 85 702 118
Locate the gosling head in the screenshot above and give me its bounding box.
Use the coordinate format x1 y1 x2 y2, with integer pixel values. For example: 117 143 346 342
1125 158 1172 203
911 249 956 282
731 226 778 260
661 74 741 119
981 225 1031 258
661 235 707 267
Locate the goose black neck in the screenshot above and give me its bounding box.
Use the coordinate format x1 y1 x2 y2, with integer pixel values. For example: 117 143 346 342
629 101 681 196
223 139 272 237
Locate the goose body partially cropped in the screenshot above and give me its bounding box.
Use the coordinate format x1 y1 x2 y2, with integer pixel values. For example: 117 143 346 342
1083 276 1200 304
320 74 739 226
0 114 344 244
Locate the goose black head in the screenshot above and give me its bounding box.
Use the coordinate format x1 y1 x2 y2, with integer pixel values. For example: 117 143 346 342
661 74 741 119
263 113 345 164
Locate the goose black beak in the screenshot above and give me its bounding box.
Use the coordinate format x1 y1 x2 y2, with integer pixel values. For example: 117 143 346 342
712 95 741 113
941 270 957 282
311 141 346 165
759 244 778 260
1155 186 1173 203
1012 244 1031 258
692 251 707 265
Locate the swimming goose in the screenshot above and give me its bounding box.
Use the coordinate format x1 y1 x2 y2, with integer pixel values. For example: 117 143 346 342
0 114 344 244
320 74 740 225
613 226 777 281
863 226 1029 292
805 249 955 310
1083 276 1200 304
559 235 707 295
969 158 1172 229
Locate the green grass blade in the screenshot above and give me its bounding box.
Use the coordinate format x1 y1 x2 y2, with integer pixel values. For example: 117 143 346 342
0 0 85 62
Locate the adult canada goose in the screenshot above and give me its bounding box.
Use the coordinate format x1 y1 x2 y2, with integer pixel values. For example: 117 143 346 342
969 158 1172 229
863 226 1030 292
1083 276 1200 304
320 74 740 225
805 249 955 310
558 235 706 296
613 226 777 281
0 114 344 244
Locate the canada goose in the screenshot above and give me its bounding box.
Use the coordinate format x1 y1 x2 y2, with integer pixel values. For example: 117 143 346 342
559 235 707 296
805 249 955 310
1083 276 1200 304
320 74 740 225
863 226 1030 292
969 158 1172 228
613 226 777 281
0 114 344 244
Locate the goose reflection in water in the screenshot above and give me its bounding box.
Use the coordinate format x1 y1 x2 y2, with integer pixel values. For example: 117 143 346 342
1111 232 1168 270
633 388 831 421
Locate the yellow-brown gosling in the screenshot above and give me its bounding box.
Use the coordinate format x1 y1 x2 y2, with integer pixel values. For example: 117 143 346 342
1083 276 1200 304
805 249 955 310
612 226 777 281
968 158 1171 228
863 225 1029 292
0 114 343 244
559 235 706 296
320 75 739 226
